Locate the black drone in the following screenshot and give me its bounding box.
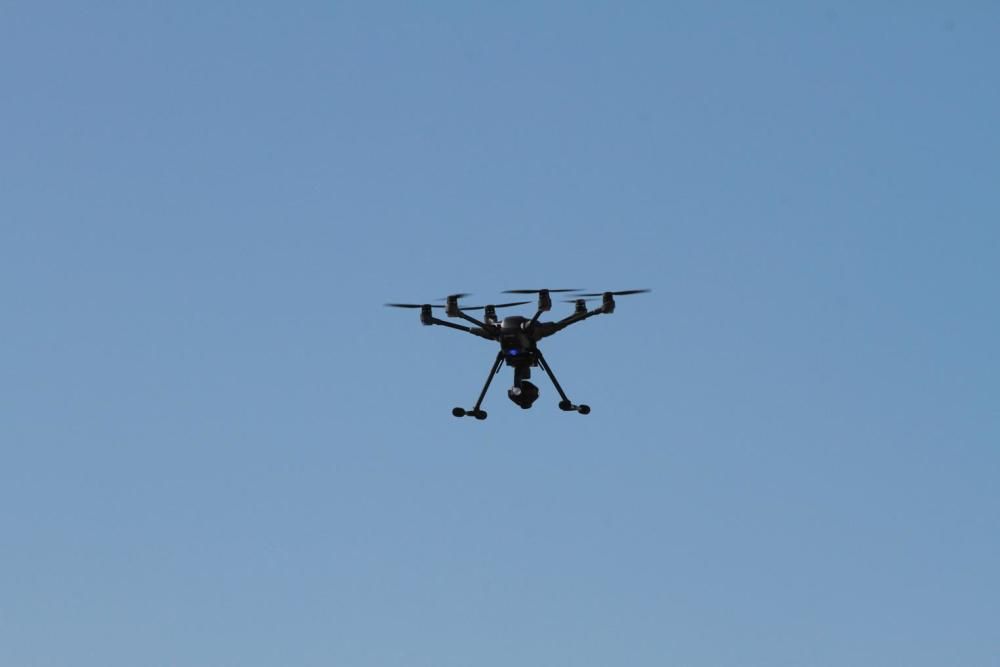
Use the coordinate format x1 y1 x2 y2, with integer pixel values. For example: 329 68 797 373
386 288 650 419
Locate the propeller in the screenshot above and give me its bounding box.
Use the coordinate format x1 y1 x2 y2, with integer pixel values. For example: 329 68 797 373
458 301 531 310
503 288 583 294
434 293 530 310
388 300 530 310
576 289 651 297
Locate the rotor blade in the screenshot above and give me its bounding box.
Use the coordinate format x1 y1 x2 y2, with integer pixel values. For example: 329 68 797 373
384 303 445 309
577 289 651 297
502 288 583 294
493 301 533 308
437 293 473 301
459 301 532 310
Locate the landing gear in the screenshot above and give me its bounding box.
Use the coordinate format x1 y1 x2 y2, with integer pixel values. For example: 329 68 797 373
454 349 591 419
453 351 503 420
559 399 590 414
539 352 589 415
452 407 487 419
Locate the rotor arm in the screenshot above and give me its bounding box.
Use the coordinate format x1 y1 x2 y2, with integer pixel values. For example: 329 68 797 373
444 294 508 331
427 316 494 339
527 289 554 328
441 295 489 329
534 306 606 339
452 310 489 329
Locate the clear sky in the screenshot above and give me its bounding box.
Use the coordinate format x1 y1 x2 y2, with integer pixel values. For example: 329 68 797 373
2 2 998 665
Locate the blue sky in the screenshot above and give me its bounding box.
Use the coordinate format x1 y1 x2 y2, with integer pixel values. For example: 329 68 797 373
2 2 998 665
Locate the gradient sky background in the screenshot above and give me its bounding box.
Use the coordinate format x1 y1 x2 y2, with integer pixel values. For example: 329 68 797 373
2 2 998 665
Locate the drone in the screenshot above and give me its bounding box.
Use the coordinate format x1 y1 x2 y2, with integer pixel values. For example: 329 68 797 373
386 288 650 419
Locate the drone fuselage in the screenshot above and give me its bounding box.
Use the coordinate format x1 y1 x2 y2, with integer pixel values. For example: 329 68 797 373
495 315 539 407
499 315 536 355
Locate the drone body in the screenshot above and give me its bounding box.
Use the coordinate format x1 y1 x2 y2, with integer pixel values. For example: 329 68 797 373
386 289 650 419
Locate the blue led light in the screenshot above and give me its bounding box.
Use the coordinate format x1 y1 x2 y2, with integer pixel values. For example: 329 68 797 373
506 348 519 356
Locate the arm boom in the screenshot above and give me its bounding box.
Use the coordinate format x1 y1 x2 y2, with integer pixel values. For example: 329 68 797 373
533 306 605 339
428 316 494 339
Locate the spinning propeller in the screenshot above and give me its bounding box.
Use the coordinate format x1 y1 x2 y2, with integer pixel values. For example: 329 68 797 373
458 301 532 310
502 288 582 294
437 294 530 310
385 297 530 311
564 289 650 315
576 289 651 297
384 303 444 309
503 288 583 313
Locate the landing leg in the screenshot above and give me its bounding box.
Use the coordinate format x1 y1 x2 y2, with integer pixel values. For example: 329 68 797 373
452 351 504 420
535 351 590 415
